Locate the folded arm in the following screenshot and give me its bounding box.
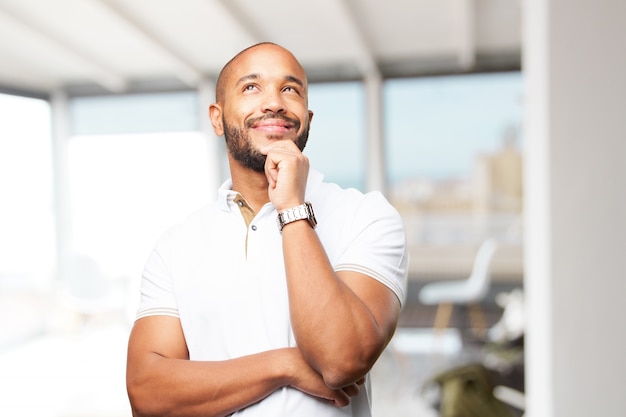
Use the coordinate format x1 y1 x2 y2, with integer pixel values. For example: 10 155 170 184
126 315 356 417
281 220 402 389
263 141 405 389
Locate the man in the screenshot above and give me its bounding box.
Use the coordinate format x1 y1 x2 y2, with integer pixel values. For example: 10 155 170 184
126 42 408 417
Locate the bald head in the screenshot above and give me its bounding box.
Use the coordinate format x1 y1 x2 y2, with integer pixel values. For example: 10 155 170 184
215 42 308 104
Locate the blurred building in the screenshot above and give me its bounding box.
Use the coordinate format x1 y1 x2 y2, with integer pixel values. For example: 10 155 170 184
472 127 523 214
390 128 524 283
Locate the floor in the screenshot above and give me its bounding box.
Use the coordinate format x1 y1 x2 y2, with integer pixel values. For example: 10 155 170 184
0 283 523 417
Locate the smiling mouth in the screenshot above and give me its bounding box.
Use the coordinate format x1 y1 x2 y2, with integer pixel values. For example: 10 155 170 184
246 113 299 134
253 120 292 134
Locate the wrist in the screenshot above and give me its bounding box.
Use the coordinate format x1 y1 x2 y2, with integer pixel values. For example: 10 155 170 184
275 348 301 387
276 202 317 233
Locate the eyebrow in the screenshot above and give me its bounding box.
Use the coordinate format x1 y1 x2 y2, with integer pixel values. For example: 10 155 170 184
235 73 305 89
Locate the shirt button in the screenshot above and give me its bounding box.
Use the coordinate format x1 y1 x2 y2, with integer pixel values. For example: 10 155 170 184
251 225 257 231
237 200 244 207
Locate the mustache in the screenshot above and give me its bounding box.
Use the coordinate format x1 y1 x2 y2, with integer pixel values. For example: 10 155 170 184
245 113 301 130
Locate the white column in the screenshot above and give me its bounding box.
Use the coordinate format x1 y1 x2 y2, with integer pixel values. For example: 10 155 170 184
197 79 224 193
457 0 476 70
364 71 386 194
50 90 73 280
524 1 626 416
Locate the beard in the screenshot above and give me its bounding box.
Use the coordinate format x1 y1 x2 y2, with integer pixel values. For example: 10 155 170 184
223 113 310 173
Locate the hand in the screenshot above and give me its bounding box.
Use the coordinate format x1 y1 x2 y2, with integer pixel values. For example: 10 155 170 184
261 141 309 212
341 377 366 398
341 377 365 397
285 348 362 407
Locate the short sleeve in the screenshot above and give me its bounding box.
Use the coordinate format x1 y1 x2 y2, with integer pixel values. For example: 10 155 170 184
135 230 179 320
334 191 409 306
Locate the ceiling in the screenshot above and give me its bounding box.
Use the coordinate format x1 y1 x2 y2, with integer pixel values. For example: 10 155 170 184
0 0 522 98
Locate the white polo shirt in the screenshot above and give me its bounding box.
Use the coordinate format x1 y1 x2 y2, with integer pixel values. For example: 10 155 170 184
136 168 408 417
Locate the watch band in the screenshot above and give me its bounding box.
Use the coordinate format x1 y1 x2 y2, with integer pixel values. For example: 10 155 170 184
276 202 317 232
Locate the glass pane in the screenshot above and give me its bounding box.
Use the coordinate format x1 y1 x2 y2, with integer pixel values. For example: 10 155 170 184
0 93 54 349
0 93 55 289
70 91 199 135
385 72 523 184
306 82 365 191
384 72 524 281
67 132 213 310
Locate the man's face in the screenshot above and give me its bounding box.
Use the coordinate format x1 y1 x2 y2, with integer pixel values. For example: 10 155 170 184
213 44 314 172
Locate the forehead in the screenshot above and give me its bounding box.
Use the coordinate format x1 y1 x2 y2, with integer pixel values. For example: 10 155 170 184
225 45 307 88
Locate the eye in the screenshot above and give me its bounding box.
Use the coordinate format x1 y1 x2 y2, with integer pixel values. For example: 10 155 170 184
243 84 258 92
283 85 300 94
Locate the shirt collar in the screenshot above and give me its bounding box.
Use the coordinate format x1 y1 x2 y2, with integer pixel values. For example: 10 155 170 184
216 178 236 212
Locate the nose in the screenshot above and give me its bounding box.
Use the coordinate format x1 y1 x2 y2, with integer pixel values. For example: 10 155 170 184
261 90 286 114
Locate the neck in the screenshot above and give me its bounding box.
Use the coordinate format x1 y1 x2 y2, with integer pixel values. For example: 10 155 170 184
229 158 270 213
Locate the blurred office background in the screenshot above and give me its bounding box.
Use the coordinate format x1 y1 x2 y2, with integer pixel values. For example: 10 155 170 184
0 1 624 416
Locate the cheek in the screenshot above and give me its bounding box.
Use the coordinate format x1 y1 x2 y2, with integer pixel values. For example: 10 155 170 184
227 97 257 116
290 101 310 121
230 108 255 128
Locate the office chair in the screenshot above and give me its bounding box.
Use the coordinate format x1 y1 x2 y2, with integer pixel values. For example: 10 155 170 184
418 238 499 337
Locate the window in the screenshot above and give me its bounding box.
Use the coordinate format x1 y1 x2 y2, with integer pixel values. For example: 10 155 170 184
384 73 524 280
67 132 213 281
306 82 366 191
0 93 54 348
0 93 54 289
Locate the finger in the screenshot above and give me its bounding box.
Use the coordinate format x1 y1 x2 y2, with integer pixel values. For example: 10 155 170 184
314 388 350 408
331 390 351 408
341 383 361 398
263 152 280 188
264 164 278 188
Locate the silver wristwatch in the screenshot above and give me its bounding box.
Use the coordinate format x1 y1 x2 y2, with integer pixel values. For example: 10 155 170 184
276 202 317 232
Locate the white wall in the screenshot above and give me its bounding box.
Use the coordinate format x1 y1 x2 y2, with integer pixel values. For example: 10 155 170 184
524 1 626 416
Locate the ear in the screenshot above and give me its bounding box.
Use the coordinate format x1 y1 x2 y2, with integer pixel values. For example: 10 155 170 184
308 110 314 124
209 103 224 136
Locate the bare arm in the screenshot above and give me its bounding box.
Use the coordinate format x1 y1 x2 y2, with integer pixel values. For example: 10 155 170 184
281 220 401 389
126 316 356 417
263 142 402 389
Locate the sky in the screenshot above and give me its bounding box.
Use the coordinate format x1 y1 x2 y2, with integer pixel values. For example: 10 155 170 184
384 72 523 181
306 72 524 188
